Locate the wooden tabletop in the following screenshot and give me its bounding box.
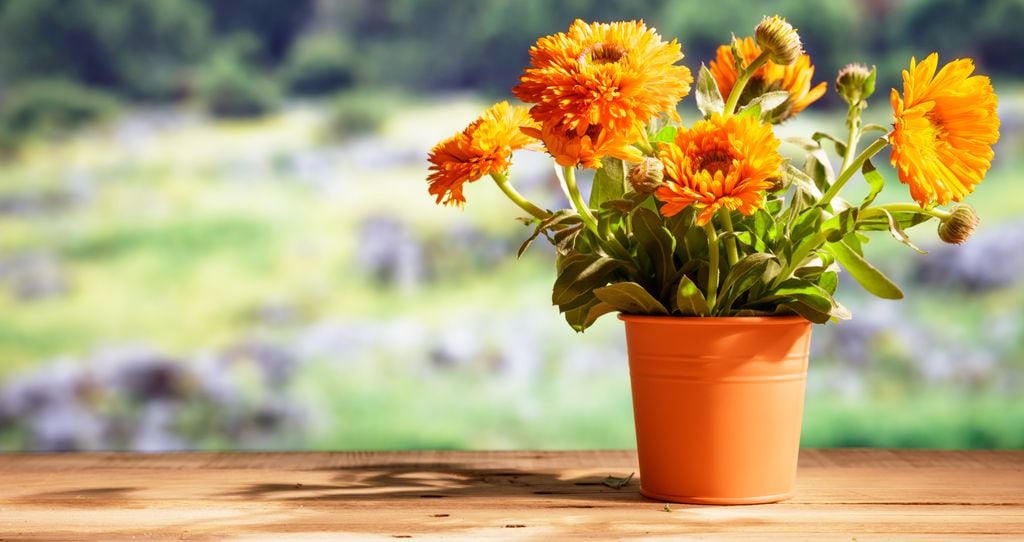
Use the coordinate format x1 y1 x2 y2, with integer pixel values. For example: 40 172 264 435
0 449 1021 540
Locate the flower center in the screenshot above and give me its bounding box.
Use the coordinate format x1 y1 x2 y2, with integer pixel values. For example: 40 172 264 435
579 43 627 66
697 149 734 175
925 110 948 140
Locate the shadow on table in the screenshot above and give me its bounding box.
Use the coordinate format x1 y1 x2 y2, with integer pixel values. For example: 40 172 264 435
218 462 648 505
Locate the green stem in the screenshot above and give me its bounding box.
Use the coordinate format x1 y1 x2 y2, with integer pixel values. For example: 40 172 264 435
561 166 599 236
723 50 771 116
839 105 861 173
633 138 655 156
718 208 739 266
490 173 550 220
704 222 720 313
862 203 950 220
820 137 890 206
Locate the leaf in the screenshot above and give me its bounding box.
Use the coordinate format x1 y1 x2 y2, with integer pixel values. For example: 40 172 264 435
736 103 761 119
631 207 677 293
552 223 584 256
877 209 926 254
785 300 832 324
582 301 617 330
812 131 848 157
784 162 823 199
695 64 725 117
590 157 628 208
652 125 677 144
675 275 709 316
859 159 885 209
602 472 635 489
718 253 781 311
552 255 621 307
739 91 790 118
825 240 904 299
861 123 889 134
593 282 669 315
517 210 580 258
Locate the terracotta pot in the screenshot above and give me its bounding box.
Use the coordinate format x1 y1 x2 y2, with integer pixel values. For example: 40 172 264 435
620 314 812 505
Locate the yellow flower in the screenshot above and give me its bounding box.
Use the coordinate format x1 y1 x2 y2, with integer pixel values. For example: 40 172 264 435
656 113 783 225
426 101 537 207
521 120 643 169
709 37 826 122
513 19 693 149
889 53 1000 207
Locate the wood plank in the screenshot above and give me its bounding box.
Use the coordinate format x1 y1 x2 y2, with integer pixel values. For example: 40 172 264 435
0 450 1021 540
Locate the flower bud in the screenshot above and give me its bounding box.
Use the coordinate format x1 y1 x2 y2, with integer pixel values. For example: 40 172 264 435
628 157 665 194
937 203 979 244
754 15 802 65
835 63 876 106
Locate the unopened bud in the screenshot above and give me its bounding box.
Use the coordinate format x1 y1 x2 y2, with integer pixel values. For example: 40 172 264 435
755 15 802 65
835 63 875 106
937 203 979 244
628 157 664 194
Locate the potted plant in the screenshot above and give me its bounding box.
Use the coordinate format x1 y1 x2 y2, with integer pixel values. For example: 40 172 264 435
425 16 999 504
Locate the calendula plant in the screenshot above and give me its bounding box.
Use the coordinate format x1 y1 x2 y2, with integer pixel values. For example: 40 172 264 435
426 16 1000 331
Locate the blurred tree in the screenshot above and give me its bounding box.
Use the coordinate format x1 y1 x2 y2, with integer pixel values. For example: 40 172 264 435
0 0 210 100
204 0 315 64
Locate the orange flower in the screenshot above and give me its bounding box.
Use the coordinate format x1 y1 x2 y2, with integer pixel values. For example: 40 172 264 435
889 53 999 207
709 37 826 122
655 113 783 225
427 101 538 207
522 120 643 169
513 19 692 146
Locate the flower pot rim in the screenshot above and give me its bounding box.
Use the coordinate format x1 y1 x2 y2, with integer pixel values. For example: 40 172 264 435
617 314 810 325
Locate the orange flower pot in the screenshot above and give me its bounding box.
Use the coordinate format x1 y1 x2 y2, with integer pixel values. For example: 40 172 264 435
620 314 812 505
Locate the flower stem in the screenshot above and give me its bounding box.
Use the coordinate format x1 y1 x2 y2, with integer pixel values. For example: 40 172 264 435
717 208 740 266
633 138 656 156
820 137 890 206
704 222 720 313
723 50 771 117
862 202 950 220
839 104 862 173
561 165 600 235
490 172 550 221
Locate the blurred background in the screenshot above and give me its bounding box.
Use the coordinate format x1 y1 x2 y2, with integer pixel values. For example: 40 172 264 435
0 0 1021 452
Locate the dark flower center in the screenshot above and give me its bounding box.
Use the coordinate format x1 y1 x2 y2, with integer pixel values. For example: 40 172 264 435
580 43 626 66
697 149 734 175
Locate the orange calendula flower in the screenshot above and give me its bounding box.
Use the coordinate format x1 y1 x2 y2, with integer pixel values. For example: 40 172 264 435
709 36 826 122
889 53 999 207
513 19 693 146
656 113 783 225
522 120 643 169
427 101 538 207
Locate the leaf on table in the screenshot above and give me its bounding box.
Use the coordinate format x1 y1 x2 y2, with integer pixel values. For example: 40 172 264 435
602 472 635 489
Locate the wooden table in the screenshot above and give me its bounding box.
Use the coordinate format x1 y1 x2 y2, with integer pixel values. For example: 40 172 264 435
0 449 1021 540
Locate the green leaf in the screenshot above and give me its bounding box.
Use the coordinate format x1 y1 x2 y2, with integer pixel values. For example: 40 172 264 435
877 209 926 254
859 159 885 209
736 103 761 119
631 207 677 294
593 282 669 315
551 223 584 256
861 123 889 134
517 210 580 258
695 64 725 117
825 240 904 299
718 253 781 311
674 275 709 316
739 91 790 118
652 125 677 144
590 157 628 208
812 131 848 157
785 300 832 324
552 255 621 308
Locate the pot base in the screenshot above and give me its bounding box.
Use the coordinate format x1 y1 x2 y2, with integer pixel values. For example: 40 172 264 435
640 487 794 505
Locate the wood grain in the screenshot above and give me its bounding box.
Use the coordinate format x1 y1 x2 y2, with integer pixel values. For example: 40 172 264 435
0 449 1021 540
